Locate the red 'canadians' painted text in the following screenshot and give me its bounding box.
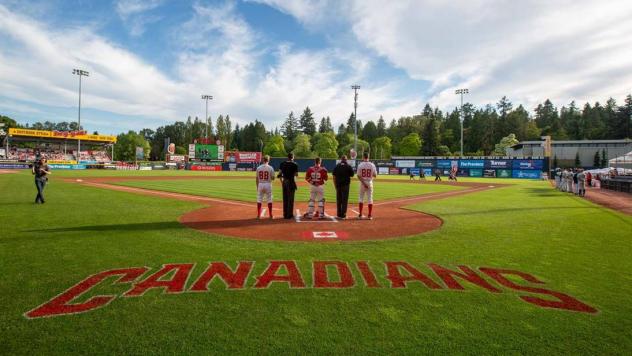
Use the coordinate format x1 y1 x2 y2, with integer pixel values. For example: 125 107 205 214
25 261 598 318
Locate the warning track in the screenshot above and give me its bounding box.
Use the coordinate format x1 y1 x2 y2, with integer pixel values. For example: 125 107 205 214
68 177 502 242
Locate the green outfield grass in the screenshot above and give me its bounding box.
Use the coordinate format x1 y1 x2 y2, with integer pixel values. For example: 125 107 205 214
1 169 631 354
111 177 464 203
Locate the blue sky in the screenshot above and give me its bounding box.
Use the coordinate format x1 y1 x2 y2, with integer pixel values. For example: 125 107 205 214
1 0 632 135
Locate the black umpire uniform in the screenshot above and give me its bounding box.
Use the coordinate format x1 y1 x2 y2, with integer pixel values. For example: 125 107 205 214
278 154 299 219
332 156 355 219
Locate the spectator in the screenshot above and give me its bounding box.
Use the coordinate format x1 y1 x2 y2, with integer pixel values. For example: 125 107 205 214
32 157 51 204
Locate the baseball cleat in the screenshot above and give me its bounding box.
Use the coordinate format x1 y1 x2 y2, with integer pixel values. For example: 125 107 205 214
357 214 364 220
367 216 373 220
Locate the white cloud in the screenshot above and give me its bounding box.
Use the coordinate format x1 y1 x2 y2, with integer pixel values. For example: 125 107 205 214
115 0 165 37
115 0 164 19
0 4 185 123
254 0 632 112
348 0 632 109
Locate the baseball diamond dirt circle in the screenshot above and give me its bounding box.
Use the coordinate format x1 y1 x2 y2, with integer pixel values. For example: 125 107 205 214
68 177 503 242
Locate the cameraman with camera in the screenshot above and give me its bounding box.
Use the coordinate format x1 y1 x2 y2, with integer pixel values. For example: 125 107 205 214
32 157 51 204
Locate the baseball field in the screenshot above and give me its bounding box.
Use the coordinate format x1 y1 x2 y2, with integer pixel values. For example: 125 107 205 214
1 169 631 354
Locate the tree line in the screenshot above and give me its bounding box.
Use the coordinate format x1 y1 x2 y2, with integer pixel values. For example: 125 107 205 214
2 94 631 161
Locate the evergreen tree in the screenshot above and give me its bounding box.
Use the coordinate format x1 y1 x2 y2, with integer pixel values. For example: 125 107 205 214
362 120 378 143
281 111 300 143
600 148 608 168
318 117 328 133
593 151 600 168
575 151 581 167
496 96 513 139
421 117 441 155
377 116 386 137
224 115 232 149
299 107 317 136
216 115 225 145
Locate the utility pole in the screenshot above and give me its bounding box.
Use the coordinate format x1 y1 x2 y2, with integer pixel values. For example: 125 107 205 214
351 85 360 157
73 69 89 158
201 95 213 140
455 88 469 156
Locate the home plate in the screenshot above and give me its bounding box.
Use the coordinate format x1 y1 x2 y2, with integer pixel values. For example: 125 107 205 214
301 231 349 239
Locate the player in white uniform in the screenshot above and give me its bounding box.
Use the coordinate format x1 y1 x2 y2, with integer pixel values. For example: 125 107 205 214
255 155 275 219
356 152 377 220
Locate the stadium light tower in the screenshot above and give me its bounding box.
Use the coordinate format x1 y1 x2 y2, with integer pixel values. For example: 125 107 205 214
351 85 360 157
72 69 89 157
201 95 213 139
455 88 469 156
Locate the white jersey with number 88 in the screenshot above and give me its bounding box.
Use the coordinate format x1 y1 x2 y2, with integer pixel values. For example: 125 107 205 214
357 161 377 183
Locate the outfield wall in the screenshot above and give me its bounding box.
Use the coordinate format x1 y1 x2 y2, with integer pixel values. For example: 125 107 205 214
219 157 547 179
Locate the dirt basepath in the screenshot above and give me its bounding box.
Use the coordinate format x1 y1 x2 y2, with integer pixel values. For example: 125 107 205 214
583 187 632 215
0 169 19 174
70 177 502 242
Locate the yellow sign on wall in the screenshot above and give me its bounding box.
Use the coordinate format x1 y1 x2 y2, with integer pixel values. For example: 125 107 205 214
8 128 117 143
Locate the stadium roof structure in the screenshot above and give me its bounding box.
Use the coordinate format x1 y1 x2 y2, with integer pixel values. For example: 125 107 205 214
8 128 116 144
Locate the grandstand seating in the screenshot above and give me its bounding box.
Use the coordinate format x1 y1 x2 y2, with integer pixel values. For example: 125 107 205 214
6 147 111 163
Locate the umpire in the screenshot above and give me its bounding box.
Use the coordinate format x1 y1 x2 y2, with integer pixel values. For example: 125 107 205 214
332 155 354 220
278 152 299 219
32 157 51 204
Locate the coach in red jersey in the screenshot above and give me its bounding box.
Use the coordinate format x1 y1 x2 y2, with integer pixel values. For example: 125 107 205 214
304 157 328 219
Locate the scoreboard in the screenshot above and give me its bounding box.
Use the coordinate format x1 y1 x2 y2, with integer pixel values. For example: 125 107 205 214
188 144 224 161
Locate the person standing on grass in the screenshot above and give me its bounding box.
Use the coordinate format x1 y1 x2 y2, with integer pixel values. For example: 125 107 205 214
278 152 299 219
255 155 275 219
573 168 579 195
333 155 355 220
32 157 51 204
356 152 377 220
577 169 586 196
434 168 442 182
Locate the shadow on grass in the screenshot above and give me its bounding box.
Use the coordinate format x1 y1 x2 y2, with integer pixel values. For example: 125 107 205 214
525 187 564 197
22 221 184 234
21 217 292 234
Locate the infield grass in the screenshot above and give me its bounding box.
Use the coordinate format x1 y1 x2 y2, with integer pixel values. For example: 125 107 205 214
1 169 631 355
110 177 464 203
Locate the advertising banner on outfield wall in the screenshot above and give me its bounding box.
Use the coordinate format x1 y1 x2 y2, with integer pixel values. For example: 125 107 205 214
48 164 86 170
0 163 30 169
483 169 496 178
410 168 420 175
228 151 261 163
457 168 469 176
497 169 512 178
416 160 434 168
459 160 485 168
485 159 511 169
469 169 483 177
512 159 544 170
378 167 390 175
512 170 541 179
395 160 415 168
389 168 400 175
190 165 222 171
436 160 453 168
